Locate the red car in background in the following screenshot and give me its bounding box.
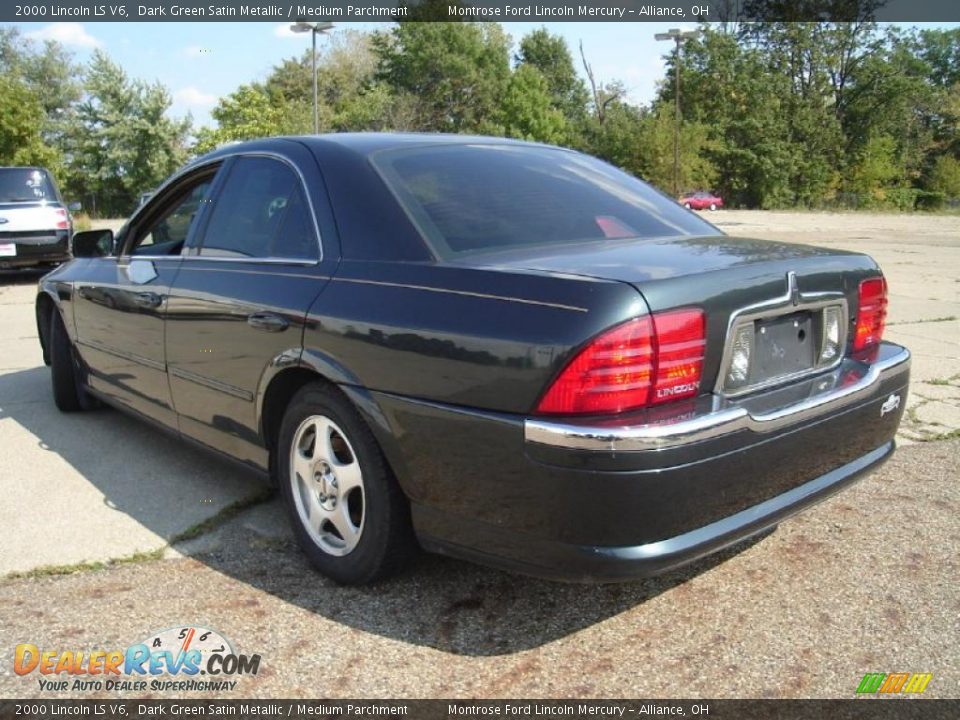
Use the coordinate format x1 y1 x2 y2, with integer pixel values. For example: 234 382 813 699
679 191 724 211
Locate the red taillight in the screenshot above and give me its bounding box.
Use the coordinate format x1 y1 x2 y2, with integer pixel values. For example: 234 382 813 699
535 308 705 416
853 277 887 352
53 208 69 230
651 308 706 405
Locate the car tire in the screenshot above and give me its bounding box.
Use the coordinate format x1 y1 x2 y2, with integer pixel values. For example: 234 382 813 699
709 203 717 211
50 311 85 412
684 203 692 210
278 382 416 585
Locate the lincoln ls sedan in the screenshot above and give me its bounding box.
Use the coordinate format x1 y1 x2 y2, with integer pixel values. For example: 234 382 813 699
36 134 910 584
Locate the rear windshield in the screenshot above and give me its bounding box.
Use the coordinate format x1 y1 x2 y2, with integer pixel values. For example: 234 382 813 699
0 168 57 202
372 144 720 258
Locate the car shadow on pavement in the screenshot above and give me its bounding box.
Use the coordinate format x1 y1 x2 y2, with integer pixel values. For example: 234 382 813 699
1 364 773 657
199 523 771 657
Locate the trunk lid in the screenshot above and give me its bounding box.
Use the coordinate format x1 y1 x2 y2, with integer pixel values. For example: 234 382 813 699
461 235 882 395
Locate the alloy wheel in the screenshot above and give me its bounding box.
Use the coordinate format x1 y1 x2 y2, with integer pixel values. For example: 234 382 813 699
289 414 365 556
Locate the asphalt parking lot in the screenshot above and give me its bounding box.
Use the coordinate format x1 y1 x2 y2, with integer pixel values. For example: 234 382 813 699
0 211 957 699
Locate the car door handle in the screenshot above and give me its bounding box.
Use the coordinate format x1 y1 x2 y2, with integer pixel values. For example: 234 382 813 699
247 312 289 332
133 292 162 308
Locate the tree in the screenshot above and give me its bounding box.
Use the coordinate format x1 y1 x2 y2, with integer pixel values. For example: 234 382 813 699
0 27 82 122
915 27 960 88
516 29 589 122
578 40 624 126
500 64 567 144
928 155 960 198
0 74 61 168
64 51 191 216
194 84 294 153
657 27 799 207
845 133 902 203
373 22 510 133
0 27 80 182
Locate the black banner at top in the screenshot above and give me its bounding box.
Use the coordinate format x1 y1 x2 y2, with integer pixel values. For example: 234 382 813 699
3 0 959 23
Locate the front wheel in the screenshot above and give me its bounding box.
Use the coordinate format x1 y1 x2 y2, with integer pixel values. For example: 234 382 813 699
277 382 416 584
683 202 692 210
50 311 84 412
709 203 717 211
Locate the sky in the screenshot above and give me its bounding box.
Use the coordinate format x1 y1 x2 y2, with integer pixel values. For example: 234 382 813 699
7 20 958 130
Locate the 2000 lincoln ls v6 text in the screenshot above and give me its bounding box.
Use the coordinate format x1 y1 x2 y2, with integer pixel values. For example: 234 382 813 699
36 135 910 584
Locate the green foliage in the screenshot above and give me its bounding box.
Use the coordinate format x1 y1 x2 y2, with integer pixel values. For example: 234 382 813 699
373 22 510 133
915 27 960 88
195 84 295 152
63 51 191 217
516 28 589 122
928 155 960 198
5 18 954 217
0 74 61 168
0 26 82 147
845 134 903 202
500 64 567 144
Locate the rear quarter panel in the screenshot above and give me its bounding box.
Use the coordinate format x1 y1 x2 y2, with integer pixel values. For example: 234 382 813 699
303 260 647 415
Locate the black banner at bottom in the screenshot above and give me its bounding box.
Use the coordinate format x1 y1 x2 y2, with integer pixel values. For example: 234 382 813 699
0 700 957 720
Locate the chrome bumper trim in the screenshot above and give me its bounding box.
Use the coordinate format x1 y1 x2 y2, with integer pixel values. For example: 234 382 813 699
524 344 910 452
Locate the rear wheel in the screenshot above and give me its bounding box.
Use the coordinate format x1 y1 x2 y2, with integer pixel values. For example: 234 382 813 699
709 202 717 211
278 382 415 584
683 202 692 210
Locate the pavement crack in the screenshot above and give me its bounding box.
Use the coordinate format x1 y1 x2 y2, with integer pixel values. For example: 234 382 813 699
3 489 275 582
4 548 165 581
169 486 275 545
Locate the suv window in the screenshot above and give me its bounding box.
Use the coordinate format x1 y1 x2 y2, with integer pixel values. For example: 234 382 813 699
373 144 719 257
129 179 213 256
198 157 317 261
0 168 57 202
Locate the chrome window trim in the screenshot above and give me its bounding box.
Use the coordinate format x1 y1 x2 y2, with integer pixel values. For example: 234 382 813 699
123 150 324 265
120 255 319 267
714 271 848 398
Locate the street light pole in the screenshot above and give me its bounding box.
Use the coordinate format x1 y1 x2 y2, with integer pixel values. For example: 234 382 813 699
290 21 335 135
655 28 700 198
311 28 317 134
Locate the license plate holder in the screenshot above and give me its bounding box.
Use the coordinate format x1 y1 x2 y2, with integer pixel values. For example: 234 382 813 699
752 311 815 383
0 243 16 257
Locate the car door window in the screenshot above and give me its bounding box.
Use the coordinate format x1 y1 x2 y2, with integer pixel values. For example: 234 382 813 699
129 179 213 256
198 156 318 261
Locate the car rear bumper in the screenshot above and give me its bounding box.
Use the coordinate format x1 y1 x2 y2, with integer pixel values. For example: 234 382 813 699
0 231 70 269
369 342 910 582
416 440 892 581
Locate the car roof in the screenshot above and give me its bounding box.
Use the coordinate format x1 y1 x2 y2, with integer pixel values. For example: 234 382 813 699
194 133 564 164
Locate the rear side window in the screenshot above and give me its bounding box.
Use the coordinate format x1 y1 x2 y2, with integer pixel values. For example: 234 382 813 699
199 156 318 261
372 144 720 257
0 168 57 202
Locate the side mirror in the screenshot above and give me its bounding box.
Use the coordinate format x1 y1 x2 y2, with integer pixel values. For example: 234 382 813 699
67 201 82 213
72 229 114 258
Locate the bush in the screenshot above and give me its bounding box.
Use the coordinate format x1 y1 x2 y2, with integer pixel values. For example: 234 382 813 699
915 191 947 211
72 212 92 232
882 188 922 211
